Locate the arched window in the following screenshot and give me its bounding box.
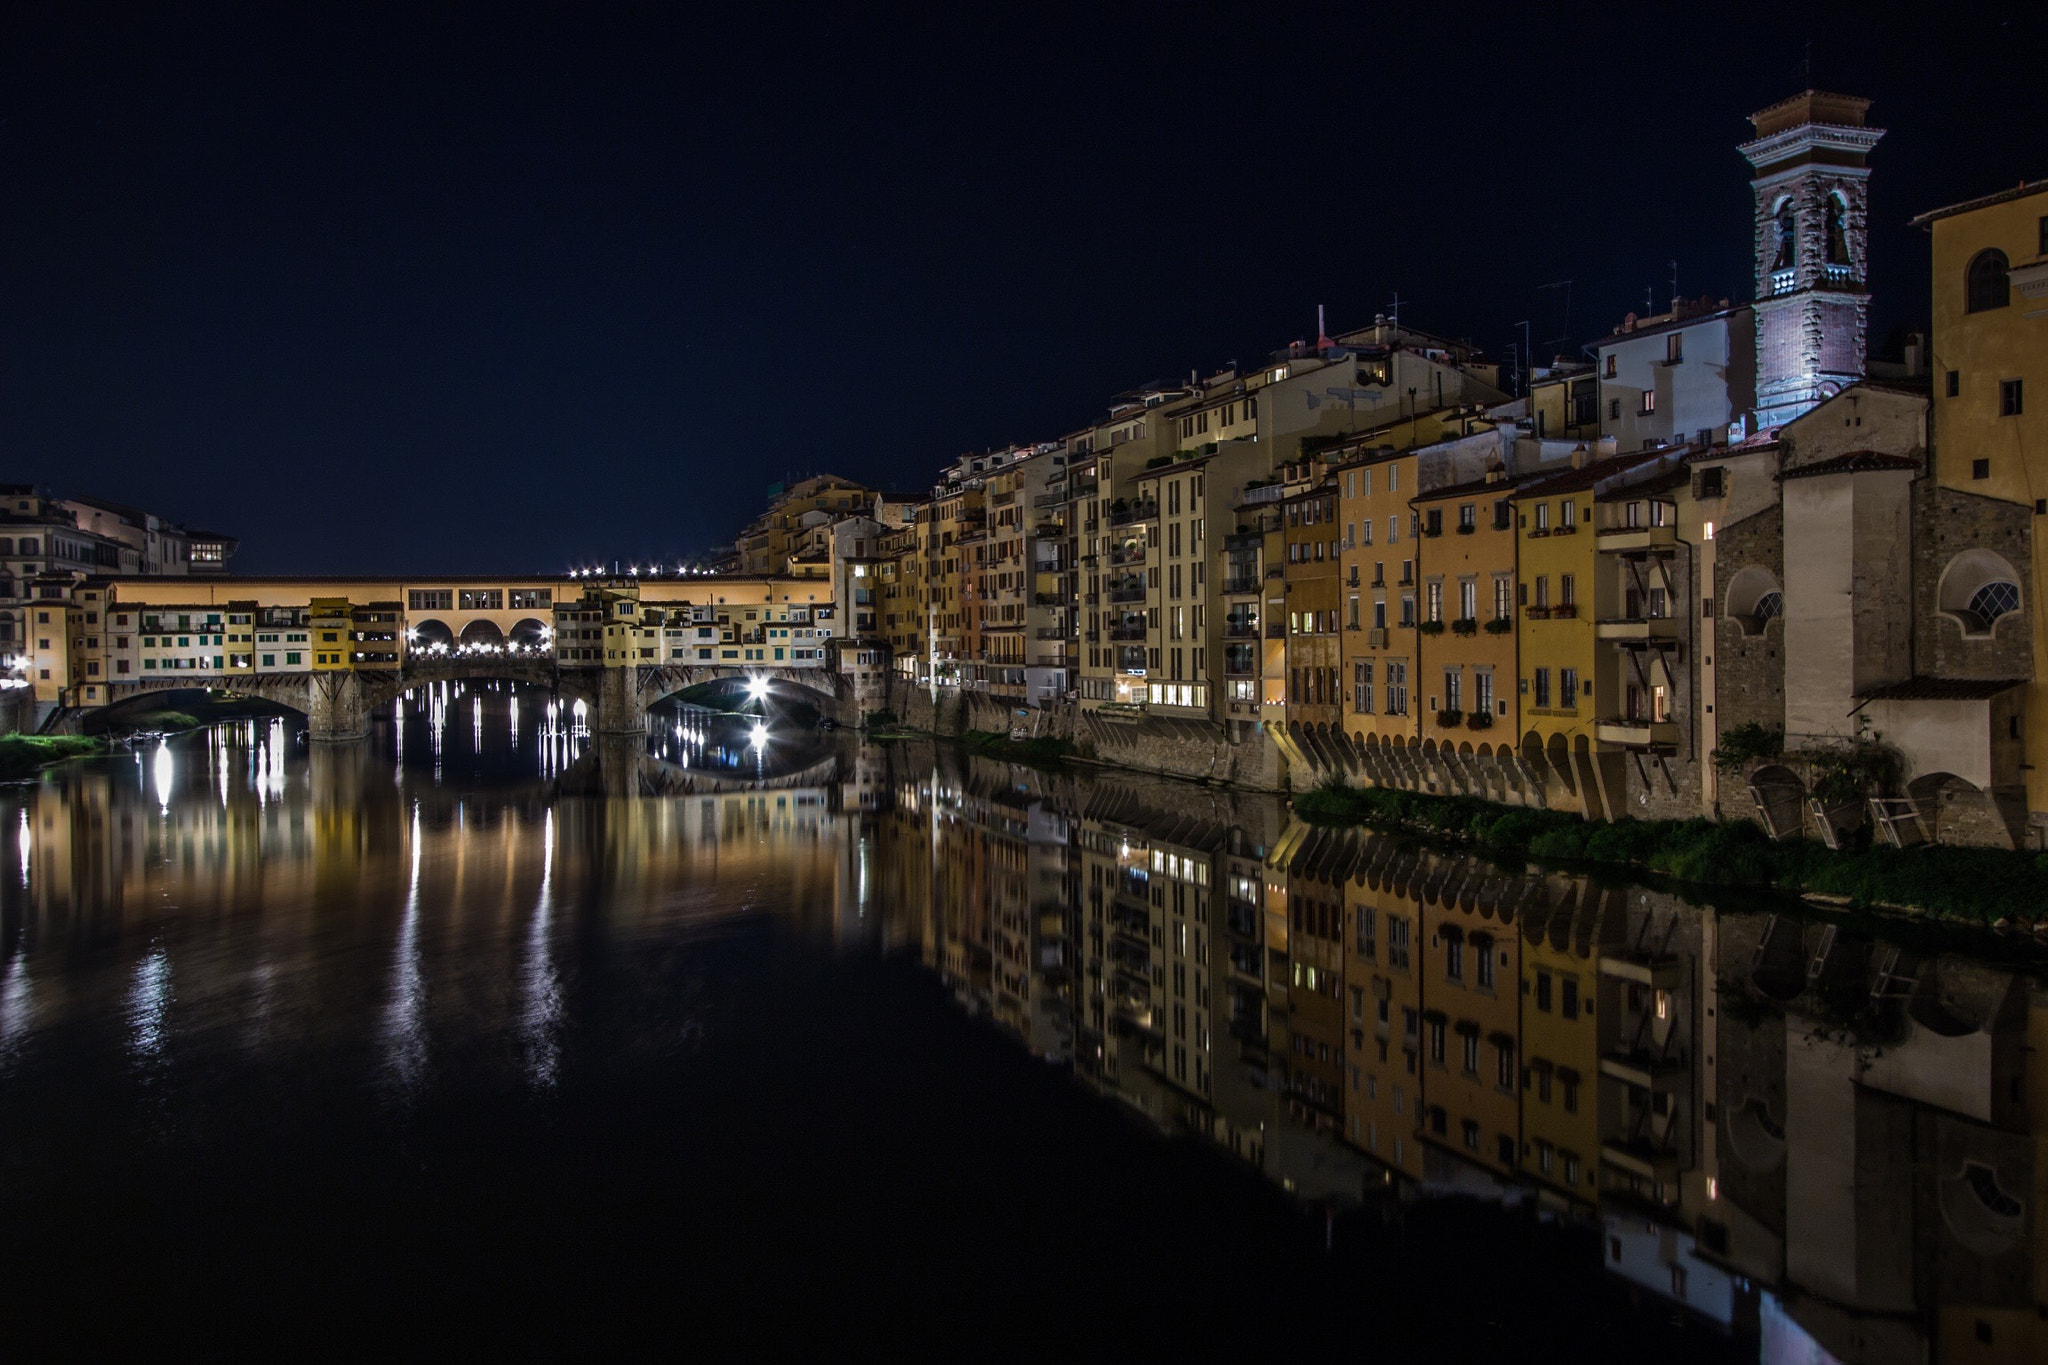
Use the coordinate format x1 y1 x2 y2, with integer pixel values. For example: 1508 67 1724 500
1965 580 2020 632
1938 548 2023 638
1966 249 2010 313
1825 193 1850 265
1771 201 1796 272
1724 566 1785 637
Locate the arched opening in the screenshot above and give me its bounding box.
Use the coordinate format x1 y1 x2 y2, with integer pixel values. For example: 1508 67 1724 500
1771 197 1796 273
410 619 455 655
1908 771 1995 846
1966 248 2010 314
1824 191 1850 265
1748 763 1807 840
1749 916 1809 1001
1937 548 2023 638
1724 566 1785 637
459 619 507 651
1546 732 1575 794
508 617 550 653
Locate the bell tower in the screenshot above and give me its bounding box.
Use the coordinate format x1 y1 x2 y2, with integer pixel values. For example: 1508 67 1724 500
1739 90 1885 432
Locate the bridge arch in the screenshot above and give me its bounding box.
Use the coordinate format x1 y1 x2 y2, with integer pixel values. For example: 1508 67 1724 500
411 618 456 652
459 619 506 650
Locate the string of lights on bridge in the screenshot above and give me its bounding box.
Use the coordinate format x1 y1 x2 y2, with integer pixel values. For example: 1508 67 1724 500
562 565 725 579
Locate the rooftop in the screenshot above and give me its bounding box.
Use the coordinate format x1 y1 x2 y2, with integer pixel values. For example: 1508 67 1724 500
1778 450 1920 481
1857 677 2024 702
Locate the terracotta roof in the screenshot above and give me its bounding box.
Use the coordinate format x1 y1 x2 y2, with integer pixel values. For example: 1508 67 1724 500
1410 472 1521 503
1778 450 1920 480
1910 178 2048 228
1512 449 1669 497
1858 677 2025 702
1684 438 1781 464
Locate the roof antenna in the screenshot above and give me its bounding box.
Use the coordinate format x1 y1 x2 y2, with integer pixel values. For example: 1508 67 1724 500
1670 260 1680 308
1386 293 1402 328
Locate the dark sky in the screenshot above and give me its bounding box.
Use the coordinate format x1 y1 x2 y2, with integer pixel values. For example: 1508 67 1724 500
4 3 2043 574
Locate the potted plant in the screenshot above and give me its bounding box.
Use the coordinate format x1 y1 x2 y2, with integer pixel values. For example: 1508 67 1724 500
1466 711 1493 730
1436 708 1463 728
1417 619 1445 635
1483 616 1514 634
1451 617 1478 636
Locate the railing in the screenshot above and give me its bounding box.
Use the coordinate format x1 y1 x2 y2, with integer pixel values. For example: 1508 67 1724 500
1236 484 1285 508
1110 545 1146 566
1221 576 1261 595
990 490 1018 506
1108 583 1146 604
1223 621 1259 638
1032 490 1066 509
1109 501 1159 525
1264 623 1285 639
1109 625 1147 641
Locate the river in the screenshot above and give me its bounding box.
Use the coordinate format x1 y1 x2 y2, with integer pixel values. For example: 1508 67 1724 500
1 682 2041 1360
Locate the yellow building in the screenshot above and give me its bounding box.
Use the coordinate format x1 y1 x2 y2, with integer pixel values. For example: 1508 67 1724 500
1517 875 1615 1205
1912 179 2048 821
733 474 874 576
1411 471 1519 756
307 598 356 670
1337 447 1421 754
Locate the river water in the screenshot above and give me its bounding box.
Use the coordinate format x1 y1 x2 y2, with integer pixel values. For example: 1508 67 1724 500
2 684 2042 1360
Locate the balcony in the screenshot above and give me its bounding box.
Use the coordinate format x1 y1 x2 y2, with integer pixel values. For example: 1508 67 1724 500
1109 501 1159 526
1221 576 1261 596
1236 483 1284 509
1596 616 1681 645
1596 717 1678 748
1109 625 1147 642
1108 581 1147 604
1596 523 1677 553
1223 620 1260 639
1365 627 1387 647
1109 544 1147 567
1032 490 1067 509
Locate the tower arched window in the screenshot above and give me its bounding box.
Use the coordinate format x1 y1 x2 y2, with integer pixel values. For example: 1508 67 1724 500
1965 580 2019 632
1771 201 1796 272
1825 193 1850 266
1966 249 2010 314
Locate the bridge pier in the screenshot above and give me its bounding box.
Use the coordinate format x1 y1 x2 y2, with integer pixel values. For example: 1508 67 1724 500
597 665 648 735
306 671 369 742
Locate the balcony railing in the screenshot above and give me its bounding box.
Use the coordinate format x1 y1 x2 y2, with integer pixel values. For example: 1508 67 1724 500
1109 625 1147 641
1109 501 1159 526
1221 576 1261 596
1108 583 1147 604
1223 621 1260 638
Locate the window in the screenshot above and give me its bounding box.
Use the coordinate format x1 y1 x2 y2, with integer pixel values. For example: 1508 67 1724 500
1560 499 1575 528
1426 1018 1446 1065
1946 369 1960 398
1608 399 1620 422
1534 502 1550 532
1973 459 1991 480
1753 590 1783 626
1353 660 1373 714
1966 249 2010 313
1558 573 1575 606
1442 668 1462 713
407 589 453 611
1604 354 1617 378
1387 916 1410 970
1559 668 1578 708
1533 668 1551 708
1535 972 1552 1011
1966 580 2020 630
1666 333 1683 364
1476 941 1496 988
1386 661 1408 716
2000 379 2023 417
1461 1033 1479 1075
1561 977 1579 1019
1445 937 1464 980
1475 670 1494 717
1458 503 1475 531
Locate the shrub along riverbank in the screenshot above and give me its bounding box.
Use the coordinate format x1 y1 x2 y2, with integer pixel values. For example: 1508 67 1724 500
1293 782 2048 926
0 734 106 782
960 729 1076 765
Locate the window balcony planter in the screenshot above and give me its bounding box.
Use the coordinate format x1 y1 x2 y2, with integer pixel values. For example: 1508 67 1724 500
1483 616 1514 634
1466 711 1494 731
1435 709 1464 728
1450 618 1479 636
1416 620 1445 636
1421 525 1444 538
1551 602 1579 619
1455 523 1477 535
1526 605 1553 620
1529 527 1551 538
1552 523 1579 536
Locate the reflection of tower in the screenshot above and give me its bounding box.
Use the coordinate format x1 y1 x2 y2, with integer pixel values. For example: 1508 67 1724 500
1739 91 1884 432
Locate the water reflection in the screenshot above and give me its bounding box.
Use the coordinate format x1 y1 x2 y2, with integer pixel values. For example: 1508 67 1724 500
0 707 2043 1360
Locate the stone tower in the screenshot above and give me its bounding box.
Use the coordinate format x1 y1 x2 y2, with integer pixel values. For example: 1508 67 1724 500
1739 90 1885 432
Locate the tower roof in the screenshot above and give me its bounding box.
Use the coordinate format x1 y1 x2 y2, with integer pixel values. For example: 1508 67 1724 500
1748 89 1873 138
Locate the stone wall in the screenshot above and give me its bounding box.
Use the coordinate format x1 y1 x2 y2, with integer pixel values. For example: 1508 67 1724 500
1912 484 2033 680
1712 501 1786 824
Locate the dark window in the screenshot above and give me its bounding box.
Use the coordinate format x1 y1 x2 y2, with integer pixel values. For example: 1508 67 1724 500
1966 249 2010 313
2000 379 2023 417
1946 369 1960 398
1973 458 1992 480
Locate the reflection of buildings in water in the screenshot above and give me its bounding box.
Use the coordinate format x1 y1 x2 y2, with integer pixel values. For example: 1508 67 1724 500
889 769 2048 1355
1703 915 2048 1359
2 734 876 1055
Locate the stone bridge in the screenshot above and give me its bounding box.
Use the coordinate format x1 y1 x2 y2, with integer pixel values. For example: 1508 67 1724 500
60 659 855 740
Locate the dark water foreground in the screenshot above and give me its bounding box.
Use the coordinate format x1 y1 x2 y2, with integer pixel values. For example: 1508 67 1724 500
1 685 2041 1360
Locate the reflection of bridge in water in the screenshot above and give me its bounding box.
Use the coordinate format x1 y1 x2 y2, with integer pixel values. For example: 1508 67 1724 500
555 741 843 799
63 658 856 741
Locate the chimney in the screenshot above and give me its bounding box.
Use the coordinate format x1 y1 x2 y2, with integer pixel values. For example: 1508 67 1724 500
1594 435 1619 461
1570 443 1588 469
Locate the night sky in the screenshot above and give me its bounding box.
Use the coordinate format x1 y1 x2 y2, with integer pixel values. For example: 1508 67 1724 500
3 3 2042 575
